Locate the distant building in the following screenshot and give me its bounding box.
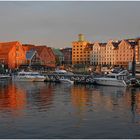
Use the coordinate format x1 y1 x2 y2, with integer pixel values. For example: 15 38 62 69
52 48 64 66
60 48 72 65
23 44 56 68
26 50 41 65
0 41 26 69
89 39 140 67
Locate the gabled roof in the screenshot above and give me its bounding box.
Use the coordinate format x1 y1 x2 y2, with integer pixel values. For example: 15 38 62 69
47 47 55 58
23 44 47 55
125 39 138 47
52 48 63 56
0 41 20 54
99 43 107 47
112 41 121 48
84 43 93 51
26 50 37 60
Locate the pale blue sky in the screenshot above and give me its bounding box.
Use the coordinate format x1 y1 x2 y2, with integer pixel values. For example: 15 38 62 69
0 1 140 48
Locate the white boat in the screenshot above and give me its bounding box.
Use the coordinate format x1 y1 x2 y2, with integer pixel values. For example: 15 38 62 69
59 78 74 85
0 75 11 81
13 71 46 82
54 69 74 75
31 72 46 82
94 70 129 87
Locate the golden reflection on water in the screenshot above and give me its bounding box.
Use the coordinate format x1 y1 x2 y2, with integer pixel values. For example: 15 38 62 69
1 81 140 125
0 83 26 110
71 85 127 113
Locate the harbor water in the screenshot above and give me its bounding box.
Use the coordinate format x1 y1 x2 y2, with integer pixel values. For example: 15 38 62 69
0 81 140 138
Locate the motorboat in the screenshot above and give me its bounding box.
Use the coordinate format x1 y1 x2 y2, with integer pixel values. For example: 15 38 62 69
0 75 11 81
31 72 46 82
13 71 46 82
53 69 74 75
59 78 74 85
94 70 129 87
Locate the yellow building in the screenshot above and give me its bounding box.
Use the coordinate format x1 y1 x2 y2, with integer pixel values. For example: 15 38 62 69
72 34 90 65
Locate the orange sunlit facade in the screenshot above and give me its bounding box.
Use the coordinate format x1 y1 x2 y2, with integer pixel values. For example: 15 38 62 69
72 34 90 65
0 41 26 69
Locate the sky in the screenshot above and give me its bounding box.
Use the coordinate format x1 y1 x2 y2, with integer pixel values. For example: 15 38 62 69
0 1 140 48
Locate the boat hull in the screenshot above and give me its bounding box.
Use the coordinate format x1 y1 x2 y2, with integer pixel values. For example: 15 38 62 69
94 78 127 87
0 75 11 81
34 77 46 82
12 76 35 82
59 79 74 84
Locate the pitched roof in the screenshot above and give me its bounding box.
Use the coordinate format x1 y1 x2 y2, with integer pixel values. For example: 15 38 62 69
99 43 107 47
84 43 93 51
52 48 63 56
112 41 121 48
0 41 20 54
26 50 36 60
47 47 55 58
125 39 138 47
23 44 46 55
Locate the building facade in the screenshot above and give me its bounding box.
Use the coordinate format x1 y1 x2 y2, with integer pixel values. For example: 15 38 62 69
52 48 64 66
23 44 56 68
60 48 72 65
0 41 26 69
89 38 140 67
72 34 90 65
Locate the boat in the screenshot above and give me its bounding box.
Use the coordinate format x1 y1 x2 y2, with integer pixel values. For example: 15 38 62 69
53 69 74 75
12 71 46 82
59 78 74 85
94 70 129 87
32 72 46 82
0 75 11 81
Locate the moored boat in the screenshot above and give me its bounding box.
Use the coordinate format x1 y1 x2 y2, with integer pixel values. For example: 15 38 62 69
0 75 11 81
13 71 46 82
59 78 74 85
94 70 129 87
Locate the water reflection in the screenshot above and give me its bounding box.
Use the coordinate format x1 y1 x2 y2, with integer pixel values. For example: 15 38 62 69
1 82 140 138
128 87 140 124
71 85 127 113
14 82 54 111
0 82 26 110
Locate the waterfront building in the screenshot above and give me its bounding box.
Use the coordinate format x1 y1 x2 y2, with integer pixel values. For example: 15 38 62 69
99 43 107 66
0 41 26 69
52 48 64 66
90 42 101 66
72 34 90 65
60 48 72 65
26 50 41 66
89 38 140 67
90 42 107 66
23 44 56 68
104 40 120 66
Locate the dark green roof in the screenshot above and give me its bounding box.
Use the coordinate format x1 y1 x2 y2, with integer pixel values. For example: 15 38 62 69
52 48 63 56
